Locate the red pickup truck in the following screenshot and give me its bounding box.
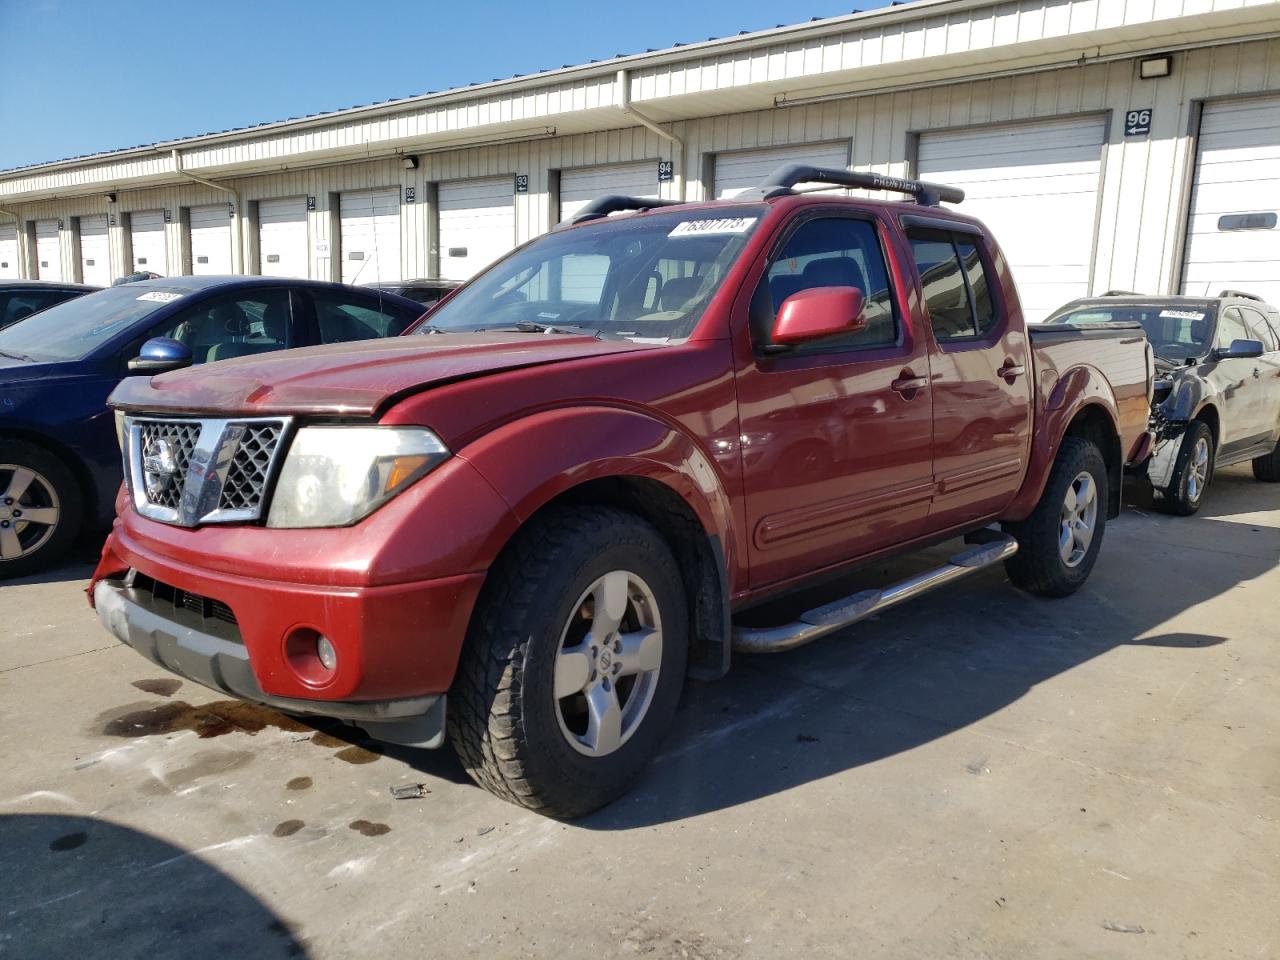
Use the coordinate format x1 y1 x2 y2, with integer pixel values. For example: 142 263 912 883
91 166 1153 818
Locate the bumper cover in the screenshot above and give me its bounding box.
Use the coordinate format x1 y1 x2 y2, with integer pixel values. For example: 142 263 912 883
95 579 447 747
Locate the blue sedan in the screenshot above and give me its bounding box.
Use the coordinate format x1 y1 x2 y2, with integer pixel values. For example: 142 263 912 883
0 275 425 577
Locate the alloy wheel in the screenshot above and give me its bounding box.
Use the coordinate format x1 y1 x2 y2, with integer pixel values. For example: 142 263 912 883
0 465 61 562
553 570 664 758
1058 471 1098 568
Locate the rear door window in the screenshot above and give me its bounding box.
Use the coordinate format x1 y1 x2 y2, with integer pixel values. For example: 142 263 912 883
309 290 414 343
906 229 999 342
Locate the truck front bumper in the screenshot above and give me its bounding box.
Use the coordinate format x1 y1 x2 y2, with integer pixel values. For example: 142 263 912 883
90 525 487 748
94 578 446 746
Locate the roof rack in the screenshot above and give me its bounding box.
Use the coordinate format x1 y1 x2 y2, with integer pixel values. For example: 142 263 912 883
1219 289 1263 302
739 163 964 206
1101 289 1142 297
557 194 685 228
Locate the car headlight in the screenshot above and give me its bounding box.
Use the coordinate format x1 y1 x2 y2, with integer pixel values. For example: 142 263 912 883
266 426 449 528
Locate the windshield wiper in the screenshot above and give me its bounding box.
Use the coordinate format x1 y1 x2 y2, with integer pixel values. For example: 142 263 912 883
0 349 35 362
479 320 603 338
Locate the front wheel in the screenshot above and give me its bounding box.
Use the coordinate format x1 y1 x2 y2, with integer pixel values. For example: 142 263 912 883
448 505 688 819
1155 421 1213 515
1002 436 1108 598
0 441 83 580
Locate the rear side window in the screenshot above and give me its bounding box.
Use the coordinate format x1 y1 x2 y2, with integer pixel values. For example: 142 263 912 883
311 291 413 343
907 230 999 342
755 217 897 351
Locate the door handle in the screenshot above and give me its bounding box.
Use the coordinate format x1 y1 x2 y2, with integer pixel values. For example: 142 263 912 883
998 360 1026 383
891 370 929 397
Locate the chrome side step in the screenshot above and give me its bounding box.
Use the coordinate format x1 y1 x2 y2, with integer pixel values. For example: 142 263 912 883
731 533 1019 654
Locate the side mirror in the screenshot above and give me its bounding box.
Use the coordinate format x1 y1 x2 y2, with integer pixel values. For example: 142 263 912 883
771 286 867 348
128 337 193 374
1216 338 1264 360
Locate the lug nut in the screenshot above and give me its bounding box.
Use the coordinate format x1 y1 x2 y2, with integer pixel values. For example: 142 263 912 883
612 662 621 675
0 521 8 528
614 639 622 653
11 509 20 518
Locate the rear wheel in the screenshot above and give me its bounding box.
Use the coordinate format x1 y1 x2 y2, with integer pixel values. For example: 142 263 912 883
1156 421 1213 515
0 441 82 580
1251 438 1280 482
448 505 688 819
1003 436 1108 598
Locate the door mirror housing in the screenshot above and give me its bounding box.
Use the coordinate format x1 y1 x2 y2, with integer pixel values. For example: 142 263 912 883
1216 338 1264 360
128 337 193 374
771 286 867 348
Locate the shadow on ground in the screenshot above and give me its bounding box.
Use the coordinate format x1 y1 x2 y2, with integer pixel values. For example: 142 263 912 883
572 473 1277 829
0 814 308 958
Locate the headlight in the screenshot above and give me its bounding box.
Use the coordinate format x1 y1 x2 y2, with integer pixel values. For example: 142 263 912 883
266 426 449 528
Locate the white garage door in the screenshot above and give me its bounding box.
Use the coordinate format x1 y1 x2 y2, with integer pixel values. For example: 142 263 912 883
714 142 851 199
35 221 62 281
918 116 1106 323
438 177 515 281
78 215 110 286
0 224 18 279
340 188 401 285
1182 96 1280 303
190 204 233 275
130 210 167 275
259 197 309 278
559 162 658 222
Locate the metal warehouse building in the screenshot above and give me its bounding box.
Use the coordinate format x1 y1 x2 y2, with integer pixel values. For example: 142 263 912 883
2 0 1278 320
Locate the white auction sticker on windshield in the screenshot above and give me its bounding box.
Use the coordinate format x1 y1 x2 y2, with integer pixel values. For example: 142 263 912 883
1159 309 1205 321
136 291 182 303
668 217 757 238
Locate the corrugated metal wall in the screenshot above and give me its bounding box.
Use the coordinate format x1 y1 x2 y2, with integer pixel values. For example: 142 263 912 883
2 36 1276 295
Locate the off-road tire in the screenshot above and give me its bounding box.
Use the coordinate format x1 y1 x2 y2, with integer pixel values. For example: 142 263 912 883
1002 436 1108 598
0 440 82 580
1251 439 1280 482
1155 421 1214 516
448 505 688 819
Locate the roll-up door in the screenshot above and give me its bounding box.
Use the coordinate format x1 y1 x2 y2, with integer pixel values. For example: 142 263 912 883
259 197 309 278
130 210 167 275
714 142 850 199
918 116 1106 323
0 224 19 279
190 204 233 275
36 221 63 281
438 177 516 281
78 215 110 286
1182 96 1280 304
340 187 402 285
559 162 658 222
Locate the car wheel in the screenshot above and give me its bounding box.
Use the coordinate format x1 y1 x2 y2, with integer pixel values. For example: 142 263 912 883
1156 421 1213 516
1251 438 1280 482
0 440 83 580
448 505 688 819
1002 436 1107 598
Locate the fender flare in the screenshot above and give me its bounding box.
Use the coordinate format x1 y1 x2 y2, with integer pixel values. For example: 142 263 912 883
1005 366 1122 521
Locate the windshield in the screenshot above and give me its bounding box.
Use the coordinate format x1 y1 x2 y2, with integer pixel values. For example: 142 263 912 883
1049 304 1216 361
0 285 183 362
418 206 767 341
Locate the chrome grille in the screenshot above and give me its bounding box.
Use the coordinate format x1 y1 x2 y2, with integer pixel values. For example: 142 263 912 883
124 415 291 527
138 421 200 509
219 423 283 511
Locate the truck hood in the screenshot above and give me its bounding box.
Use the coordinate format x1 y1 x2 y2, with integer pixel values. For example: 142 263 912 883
109 333 661 417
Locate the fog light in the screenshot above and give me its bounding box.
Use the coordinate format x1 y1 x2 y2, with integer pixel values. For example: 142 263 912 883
316 635 337 671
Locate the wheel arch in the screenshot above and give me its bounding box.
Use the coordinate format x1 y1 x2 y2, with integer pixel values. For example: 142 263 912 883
458 405 739 680
1062 404 1123 519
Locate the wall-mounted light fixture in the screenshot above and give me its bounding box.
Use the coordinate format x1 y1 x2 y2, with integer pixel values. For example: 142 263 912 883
1139 55 1172 80
402 155 419 170
105 192 117 203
